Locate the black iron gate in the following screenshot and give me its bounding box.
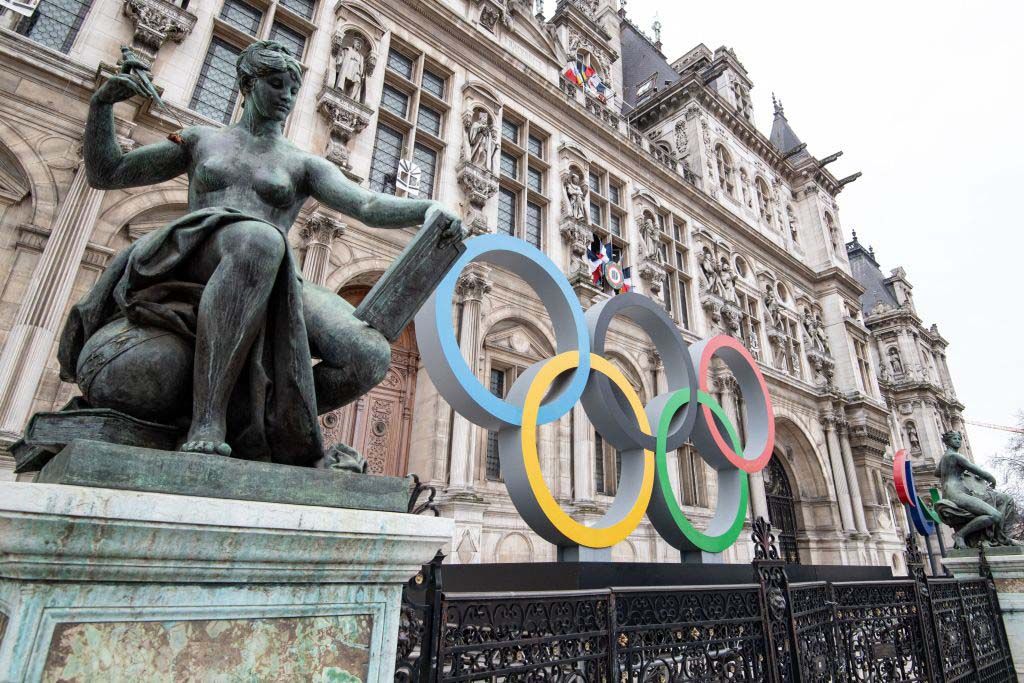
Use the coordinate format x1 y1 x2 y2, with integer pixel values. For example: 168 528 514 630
396 520 1017 682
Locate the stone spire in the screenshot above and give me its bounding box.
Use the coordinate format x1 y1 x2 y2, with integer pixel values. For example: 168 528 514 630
769 93 808 160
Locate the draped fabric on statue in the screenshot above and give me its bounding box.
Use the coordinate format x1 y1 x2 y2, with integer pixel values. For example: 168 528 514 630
57 207 324 466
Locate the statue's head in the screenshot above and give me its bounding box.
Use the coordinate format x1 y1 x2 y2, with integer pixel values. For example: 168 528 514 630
942 430 963 450
477 110 488 123
352 36 364 50
236 41 303 122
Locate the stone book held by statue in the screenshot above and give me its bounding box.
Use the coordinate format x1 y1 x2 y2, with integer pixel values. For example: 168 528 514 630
354 211 465 342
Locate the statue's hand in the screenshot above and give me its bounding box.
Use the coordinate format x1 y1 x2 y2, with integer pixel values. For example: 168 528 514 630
426 203 466 242
94 74 148 105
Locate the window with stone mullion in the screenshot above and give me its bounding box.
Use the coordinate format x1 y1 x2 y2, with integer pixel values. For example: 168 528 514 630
278 0 315 19
220 0 263 35
269 21 306 59
497 188 518 236
369 124 404 195
485 369 506 481
18 0 94 54
190 38 244 124
413 144 438 200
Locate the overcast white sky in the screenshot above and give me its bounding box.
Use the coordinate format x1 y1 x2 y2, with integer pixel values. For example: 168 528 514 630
623 0 1024 468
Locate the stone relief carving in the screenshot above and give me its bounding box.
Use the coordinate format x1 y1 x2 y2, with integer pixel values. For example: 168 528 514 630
763 284 784 332
463 109 499 173
456 107 500 234
888 346 904 376
122 0 197 62
637 213 660 263
333 33 369 102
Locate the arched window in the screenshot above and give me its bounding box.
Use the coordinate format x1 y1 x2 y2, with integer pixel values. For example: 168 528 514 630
755 177 773 225
715 145 735 197
764 456 800 564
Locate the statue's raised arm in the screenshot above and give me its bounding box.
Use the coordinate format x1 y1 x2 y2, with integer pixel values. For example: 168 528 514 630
84 74 191 190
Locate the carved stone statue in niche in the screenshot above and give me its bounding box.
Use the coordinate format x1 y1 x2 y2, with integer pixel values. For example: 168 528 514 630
763 284 784 331
906 423 921 450
802 311 830 355
718 259 738 304
639 214 660 262
813 315 830 355
334 34 367 101
888 346 904 375
934 430 1021 548
463 109 498 173
563 170 588 221
698 247 722 296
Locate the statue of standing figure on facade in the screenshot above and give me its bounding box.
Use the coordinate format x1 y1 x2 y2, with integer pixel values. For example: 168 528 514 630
563 170 588 221
933 431 1021 548
334 35 366 101
40 41 464 468
463 109 498 173
763 284 783 331
719 259 738 304
639 214 660 262
698 248 721 296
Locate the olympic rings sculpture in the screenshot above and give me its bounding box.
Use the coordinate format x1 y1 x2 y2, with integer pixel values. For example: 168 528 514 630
416 234 777 555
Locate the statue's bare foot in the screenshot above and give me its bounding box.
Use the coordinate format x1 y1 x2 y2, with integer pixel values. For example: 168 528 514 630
181 440 232 456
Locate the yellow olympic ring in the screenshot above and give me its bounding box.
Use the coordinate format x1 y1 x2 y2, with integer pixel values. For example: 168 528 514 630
519 351 655 548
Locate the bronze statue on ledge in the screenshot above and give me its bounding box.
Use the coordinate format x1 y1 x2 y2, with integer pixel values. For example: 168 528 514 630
933 430 1021 548
16 41 464 472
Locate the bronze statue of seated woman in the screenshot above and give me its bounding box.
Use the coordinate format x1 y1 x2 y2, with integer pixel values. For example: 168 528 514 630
933 430 1020 548
42 41 462 468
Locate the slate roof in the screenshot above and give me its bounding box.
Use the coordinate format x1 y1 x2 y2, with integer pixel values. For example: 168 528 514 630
619 19 678 110
769 98 810 161
847 234 899 314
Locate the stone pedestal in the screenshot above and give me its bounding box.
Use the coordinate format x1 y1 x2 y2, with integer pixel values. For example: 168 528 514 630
0 482 453 681
944 547 1024 680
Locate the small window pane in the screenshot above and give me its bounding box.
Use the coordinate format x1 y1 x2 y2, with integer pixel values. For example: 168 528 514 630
595 432 606 495
673 222 682 241
498 188 517 235
526 202 542 248
421 69 446 99
608 183 620 205
588 172 601 194
528 135 544 158
381 85 410 118
486 369 505 480
590 202 602 227
220 0 262 35
416 106 442 136
610 214 621 237
676 249 686 270
279 0 315 19
501 119 520 144
527 167 543 193
387 49 414 79
664 279 673 314
19 0 93 53
190 38 243 124
369 124 404 195
413 144 437 200
500 152 518 180
269 22 306 59
678 279 690 328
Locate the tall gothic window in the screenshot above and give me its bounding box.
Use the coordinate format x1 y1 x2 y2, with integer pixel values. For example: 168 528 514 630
368 125 403 194
498 109 549 250
485 368 506 481
715 145 735 197
18 0 94 54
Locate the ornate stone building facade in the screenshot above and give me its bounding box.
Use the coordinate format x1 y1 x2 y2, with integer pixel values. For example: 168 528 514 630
0 0 968 570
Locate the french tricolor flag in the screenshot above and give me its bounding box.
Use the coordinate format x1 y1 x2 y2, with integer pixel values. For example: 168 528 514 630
621 266 632 293
585 243 608 284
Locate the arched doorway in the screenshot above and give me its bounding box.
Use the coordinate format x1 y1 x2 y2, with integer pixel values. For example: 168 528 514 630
318 285 420 476
764 456 801 564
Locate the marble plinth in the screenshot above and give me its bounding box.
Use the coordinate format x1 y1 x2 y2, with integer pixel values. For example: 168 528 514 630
944 546 1024 681
0 482 454 681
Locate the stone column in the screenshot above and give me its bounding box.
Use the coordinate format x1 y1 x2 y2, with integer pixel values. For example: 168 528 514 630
822 414 856 532
0 157 111 440
838 419 870 534
717 376 769 521
298 212 345 286
572 405 595 501
446 264 491 491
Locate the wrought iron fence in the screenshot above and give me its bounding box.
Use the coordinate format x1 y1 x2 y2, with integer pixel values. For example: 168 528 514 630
397 521 1017 682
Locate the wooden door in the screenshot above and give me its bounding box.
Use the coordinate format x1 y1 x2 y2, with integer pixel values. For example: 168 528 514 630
318 286 419 476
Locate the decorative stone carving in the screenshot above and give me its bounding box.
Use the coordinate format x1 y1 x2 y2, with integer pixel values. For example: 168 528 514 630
299 212 346 248
802 310 831 355
637 212 660 263
456 160 499 235
637 258 665 296
560 216 592 283
718 259 738 305
122 0 196 62
455 263 493 302
698 246 722 297
571 0 600 17
316 85 373 175
763 284 784 332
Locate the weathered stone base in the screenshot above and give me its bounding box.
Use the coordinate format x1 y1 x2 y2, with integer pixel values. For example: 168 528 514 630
0 482 454 681
944 546 1024 681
